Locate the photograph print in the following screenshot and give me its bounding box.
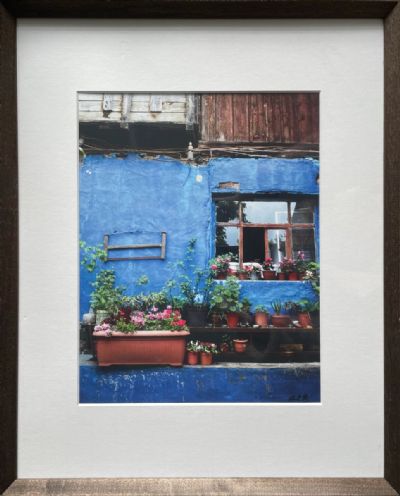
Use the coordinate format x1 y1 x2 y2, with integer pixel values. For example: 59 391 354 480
79 92 320 403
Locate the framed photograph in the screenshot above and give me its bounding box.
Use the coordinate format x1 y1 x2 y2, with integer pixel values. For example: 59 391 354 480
78 91 321 404
1 2 399 495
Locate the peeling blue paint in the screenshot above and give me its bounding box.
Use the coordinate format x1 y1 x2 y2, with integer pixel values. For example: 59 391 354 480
80 153 319 317
79 363 320 403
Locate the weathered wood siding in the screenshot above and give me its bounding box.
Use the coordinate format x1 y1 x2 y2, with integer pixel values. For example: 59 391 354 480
201 93 319 144
78 93 196 125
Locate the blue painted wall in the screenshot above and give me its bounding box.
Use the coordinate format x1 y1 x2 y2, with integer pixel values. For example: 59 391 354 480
80 363 320 403
80 154 319 317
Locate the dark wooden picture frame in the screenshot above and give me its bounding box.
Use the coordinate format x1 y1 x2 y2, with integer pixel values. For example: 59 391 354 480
0 2 399 495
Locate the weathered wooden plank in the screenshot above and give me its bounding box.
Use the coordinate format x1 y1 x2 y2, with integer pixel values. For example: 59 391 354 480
249 94 266 142
281 93 292 142
79 111 122 122
79 111 187 124
310 93 320 144
215 93 234 141
131 100 186 113
296 93 311 143
79 100 120 111
201 94 216 141
4 478 398 496
132 93 187 103
232 93 249 141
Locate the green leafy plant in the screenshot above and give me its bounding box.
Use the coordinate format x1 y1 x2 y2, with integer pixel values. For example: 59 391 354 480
80 241 107 272
170 238 213 308
254 305 268 313
241 298 251 312
200 342 219 354
271 300 283 315
285 299 319 314
186 340 202 352
303 262 320 295
210 276 243 313
115 319 137 333
90 270 125 314
209 253 236 277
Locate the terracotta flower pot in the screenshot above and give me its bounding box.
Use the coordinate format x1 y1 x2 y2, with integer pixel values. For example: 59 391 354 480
238 272 248 280
187 351 199 365
298 312 312 328
93 330 190 366
226 312 240 328
262 270 276 280
216 272 227 280
271 314 291 327
233 339 248 353
278 273 286 281
255 311 269 328
200 352 213 365
288 272 299 281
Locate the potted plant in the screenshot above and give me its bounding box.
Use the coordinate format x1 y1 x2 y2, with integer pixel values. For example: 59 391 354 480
219 334 233 353
279 257 297 280
186 340 202 365
262 258 276 280
244 264 261 280
210 276 243 328
199 342 218 365
90 269 125 324
209 253 233 279
233 338 249 353
240 297 253 325
286 299 319 328
93 306 190 366
235 267 249 280
294 251 307 279
254 305 269 327
173 239 213 327
271 300 291 327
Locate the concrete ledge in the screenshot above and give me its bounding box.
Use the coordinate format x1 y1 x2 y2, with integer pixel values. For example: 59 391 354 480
80 361 320 403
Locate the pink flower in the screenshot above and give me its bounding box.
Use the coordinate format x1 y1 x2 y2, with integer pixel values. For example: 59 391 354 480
211 264 217 270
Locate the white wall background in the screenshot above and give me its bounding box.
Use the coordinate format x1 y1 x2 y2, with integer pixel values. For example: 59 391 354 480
17 19 383 477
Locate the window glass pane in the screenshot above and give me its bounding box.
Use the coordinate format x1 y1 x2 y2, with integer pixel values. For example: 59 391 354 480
292 228 315 261
216 200 239 223
268 229 287 264
290 200 315 224
243 227 265 263
216 226 239 257
242 201 288 224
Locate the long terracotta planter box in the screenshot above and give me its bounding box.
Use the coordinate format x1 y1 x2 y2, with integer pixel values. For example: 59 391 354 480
93 330 190 367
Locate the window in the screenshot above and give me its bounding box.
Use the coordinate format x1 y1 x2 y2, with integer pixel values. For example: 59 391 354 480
215 198 316 265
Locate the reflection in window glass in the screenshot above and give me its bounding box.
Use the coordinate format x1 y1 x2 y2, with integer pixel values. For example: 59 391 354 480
243 227 265 263
242 201 288 224
216 201 239 223
216 226 239 257
268 229 286 264
290 200 314 224
292 228 315 261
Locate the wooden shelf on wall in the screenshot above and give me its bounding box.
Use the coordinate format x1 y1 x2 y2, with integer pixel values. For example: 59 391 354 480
189 326 319 334
216 350 320 363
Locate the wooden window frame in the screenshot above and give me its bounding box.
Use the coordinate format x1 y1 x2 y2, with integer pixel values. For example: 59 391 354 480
215 198 316 265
